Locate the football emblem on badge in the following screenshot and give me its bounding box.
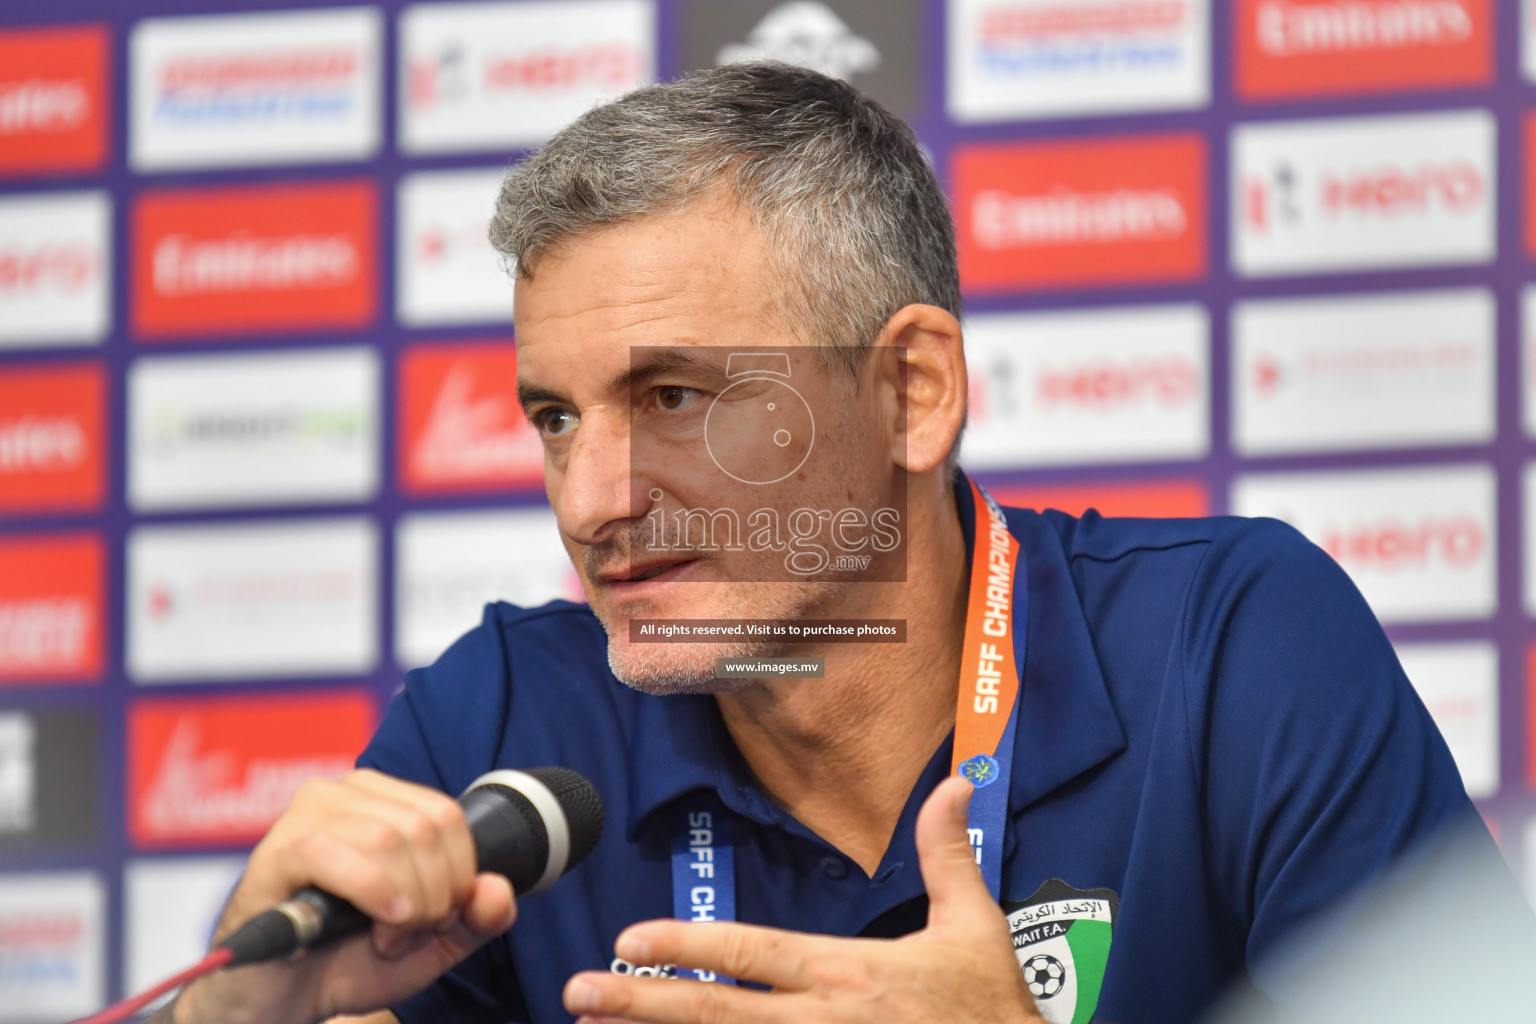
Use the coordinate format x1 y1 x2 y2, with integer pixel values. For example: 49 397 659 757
1022 954 1065 1000
1003 879 1119 1024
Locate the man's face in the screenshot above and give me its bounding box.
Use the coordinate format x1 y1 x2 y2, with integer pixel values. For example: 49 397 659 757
513 198 904 694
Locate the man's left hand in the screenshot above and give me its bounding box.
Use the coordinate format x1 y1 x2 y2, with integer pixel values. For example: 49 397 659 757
562 775 1043 1024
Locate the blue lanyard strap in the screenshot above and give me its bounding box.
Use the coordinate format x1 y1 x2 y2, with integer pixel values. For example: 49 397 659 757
669 794 737 984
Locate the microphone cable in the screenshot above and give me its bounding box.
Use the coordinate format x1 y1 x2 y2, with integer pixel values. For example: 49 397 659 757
68 947 234 1024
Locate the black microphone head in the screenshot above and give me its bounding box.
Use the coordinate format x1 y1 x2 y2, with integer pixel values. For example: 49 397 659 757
460 767 604 895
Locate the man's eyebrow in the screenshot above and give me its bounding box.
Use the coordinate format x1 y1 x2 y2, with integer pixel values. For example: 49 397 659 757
611 350 720 392
516 382 566 412
516 350 722 413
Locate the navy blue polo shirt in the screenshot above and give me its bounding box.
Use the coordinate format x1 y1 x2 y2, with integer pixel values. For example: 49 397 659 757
358 481 1478 1024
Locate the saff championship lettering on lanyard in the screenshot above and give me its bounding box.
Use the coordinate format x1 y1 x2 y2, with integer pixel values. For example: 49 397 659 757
669 480 1024 979
950 479 1024 901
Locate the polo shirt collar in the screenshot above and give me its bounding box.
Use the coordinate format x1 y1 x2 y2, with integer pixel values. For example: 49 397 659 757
624 474 1127 840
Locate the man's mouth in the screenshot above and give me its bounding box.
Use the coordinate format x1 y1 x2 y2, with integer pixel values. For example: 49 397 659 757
598 558 698 587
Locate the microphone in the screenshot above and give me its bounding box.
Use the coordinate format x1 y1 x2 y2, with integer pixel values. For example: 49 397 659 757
217 767 604 966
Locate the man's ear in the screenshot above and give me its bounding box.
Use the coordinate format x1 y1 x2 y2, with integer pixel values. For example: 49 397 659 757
871 304 966 475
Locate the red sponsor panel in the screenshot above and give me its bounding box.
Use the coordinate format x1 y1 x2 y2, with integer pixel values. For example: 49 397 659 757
131 180 377 338
1526 114 1536 260
127 690 375 849
0 532 104 684
989 479 1209 519
954 134 1206 293
1235 0 1491 100
399 341 544 494
0 24 109 177
0 362 105 514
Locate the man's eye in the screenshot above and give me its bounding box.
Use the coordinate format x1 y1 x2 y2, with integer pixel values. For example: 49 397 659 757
656 386 700 411
535 408 577 436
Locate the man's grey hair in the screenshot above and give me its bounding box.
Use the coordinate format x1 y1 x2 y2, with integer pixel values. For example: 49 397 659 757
489 61 960 369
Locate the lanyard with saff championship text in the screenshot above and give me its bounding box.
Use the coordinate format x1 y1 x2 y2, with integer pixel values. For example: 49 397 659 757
669 480 1026 981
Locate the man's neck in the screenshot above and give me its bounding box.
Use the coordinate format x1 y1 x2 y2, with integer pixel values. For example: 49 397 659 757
714 482 970 876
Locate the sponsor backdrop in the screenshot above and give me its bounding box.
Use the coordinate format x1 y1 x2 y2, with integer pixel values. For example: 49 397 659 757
0 0 1533 1014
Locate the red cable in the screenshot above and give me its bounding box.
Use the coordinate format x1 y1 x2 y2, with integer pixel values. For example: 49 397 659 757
69 946 234 1024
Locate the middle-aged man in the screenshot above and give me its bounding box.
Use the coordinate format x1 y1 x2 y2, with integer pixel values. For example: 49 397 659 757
169 63 1505 1024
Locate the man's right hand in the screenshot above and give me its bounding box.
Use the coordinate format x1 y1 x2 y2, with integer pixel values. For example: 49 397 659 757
173 769 517 1024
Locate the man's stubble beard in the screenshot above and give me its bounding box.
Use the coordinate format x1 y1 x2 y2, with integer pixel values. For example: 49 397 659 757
599 577 842 696
582 522 843 695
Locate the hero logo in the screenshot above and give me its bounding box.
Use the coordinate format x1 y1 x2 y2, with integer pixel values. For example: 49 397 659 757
0 25 108 176
0 240 96 296
408 41 641 106
963 304 1209 468
0 191 110 349
1232 109 1495 277
1243 159 1483 230
1319 514 1483 570
133 181 376 337
399 0 655 154
128 693 373 847
715 2 880 82
1232 464 1496 623
401 344 543 494
955 134 1206 291
1035 357 1199 409
130 8 381 170
947 0 1208 122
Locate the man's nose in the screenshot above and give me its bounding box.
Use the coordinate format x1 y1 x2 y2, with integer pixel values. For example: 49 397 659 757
553 409 643 547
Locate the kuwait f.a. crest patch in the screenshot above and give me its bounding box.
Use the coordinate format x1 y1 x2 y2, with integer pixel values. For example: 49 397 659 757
1003 879 1118 1024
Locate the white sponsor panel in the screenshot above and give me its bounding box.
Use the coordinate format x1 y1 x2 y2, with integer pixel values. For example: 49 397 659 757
1520 464 1536 618
128 347 380 511
1521 287 1536 440
961 304 1209 468
124 856 246 1004
130 6 381 170
0 872 104 1021
1525 0 1536 84
947 0 1209 122
399 0 655 154
0 191 109 349
1394 641 1499 800
0 713 34 834
396 507 581 669
1232 288 1495 455
128 517 378 682
1232 464 1497 624
397 169 513 327
1232 109 1495 277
